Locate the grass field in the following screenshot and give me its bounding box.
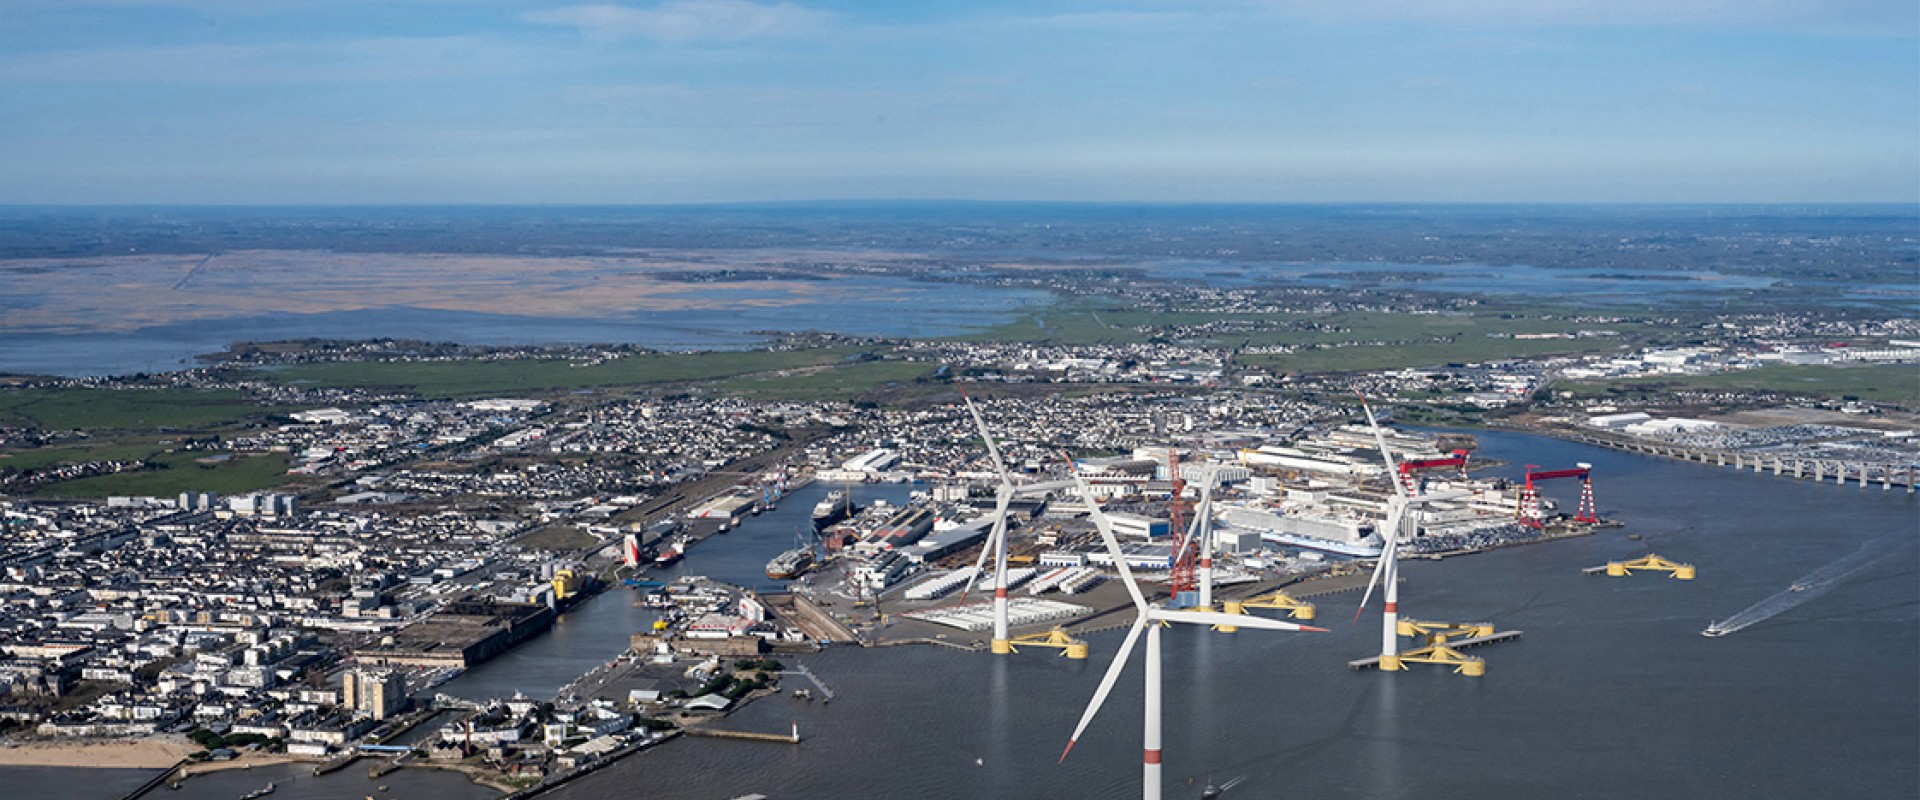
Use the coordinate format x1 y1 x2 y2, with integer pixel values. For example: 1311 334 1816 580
979 301 1655 371
0 388 273 430
34 451 298 498
0 439 176 471
262 347 871 396
709 360 935 401
1565 363 1920 407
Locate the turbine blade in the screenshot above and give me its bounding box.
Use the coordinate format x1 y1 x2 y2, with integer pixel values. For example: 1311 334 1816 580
1359 394 1409 501
1062 616 1146 763
955 489 1010 602
1153 608 1326 633
1061 452 1149 613
1354 527 1399 620
961 388 1018 487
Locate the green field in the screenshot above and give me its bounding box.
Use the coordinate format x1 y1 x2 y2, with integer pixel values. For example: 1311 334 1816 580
262 347 873 396
0 439 180 471
981 301 1655 373
33 451 299 498
709 360 935 401
0 388 273 430
1566 363 1920 407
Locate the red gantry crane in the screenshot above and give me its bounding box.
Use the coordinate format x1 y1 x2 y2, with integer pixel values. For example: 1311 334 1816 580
1397 448 1471 494
1517 462 1598 528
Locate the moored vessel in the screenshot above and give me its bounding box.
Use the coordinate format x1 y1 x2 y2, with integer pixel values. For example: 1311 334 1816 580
766 547 816 580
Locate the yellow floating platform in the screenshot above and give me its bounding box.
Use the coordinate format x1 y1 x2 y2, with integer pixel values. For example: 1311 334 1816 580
1600 553 1696 580
1006 627 1088 659
1217 591 1316 633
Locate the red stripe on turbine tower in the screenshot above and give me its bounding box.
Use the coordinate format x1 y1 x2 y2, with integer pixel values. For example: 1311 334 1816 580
1143 749 1162 764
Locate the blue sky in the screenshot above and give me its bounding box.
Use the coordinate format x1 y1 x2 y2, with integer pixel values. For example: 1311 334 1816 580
1 0 1914 203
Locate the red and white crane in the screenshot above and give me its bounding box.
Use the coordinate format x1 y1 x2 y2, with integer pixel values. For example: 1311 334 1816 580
1517 463 1598 528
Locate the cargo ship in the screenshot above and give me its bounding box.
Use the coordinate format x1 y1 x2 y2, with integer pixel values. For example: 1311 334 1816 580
765 547 816 580
652 543 683 568
812 490 858 529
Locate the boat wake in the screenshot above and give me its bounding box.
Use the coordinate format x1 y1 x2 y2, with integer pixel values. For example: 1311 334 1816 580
1703 543 1886 637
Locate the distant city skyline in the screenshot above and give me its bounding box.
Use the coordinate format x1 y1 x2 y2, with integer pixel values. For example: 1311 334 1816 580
1 0 1915 204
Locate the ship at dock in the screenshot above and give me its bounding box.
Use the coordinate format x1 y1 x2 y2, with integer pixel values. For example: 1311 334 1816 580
652 542 684 568
766 547 816 580
811 490 859 529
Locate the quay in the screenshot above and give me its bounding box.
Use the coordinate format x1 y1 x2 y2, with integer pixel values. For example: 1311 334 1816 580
683 724 801 744
1348 630 1523 671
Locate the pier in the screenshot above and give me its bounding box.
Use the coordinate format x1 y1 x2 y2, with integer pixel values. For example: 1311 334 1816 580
683 723 802 744
779 664 837 702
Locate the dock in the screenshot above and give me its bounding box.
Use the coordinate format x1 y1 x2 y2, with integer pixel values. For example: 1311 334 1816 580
1347 630 1523 670
779 664 837 702
311 752 362 775
683 725 801 744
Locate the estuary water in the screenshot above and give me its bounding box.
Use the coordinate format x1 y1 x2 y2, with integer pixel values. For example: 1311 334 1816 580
0 277 1053 378
549 430 1917 800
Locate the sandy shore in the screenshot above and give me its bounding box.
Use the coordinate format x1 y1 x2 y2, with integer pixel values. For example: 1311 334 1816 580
0 736 197 768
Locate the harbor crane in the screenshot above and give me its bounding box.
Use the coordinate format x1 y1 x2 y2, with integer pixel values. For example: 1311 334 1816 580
1397 449 1470 493
1517 463 1599 528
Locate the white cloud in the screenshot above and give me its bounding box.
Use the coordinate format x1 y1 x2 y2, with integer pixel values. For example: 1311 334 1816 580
525 1 829 43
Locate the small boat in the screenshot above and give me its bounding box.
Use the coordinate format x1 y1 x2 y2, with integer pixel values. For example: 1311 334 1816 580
1626 534 1642 541
1789 583 1810 592
1701 624 1729 638
239 782 276 800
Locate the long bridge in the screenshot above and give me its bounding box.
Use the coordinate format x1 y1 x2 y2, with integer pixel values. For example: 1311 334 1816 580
1554 429 1917 493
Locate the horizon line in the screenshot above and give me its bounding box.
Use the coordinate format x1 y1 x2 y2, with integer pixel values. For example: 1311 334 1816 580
1 199 1916 210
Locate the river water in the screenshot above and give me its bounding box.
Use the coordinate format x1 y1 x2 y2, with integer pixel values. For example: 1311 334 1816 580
23 431 1918 799
549 430 1918 800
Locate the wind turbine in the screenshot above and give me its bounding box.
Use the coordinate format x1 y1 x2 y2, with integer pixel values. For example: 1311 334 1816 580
956 389 1073 654
1352 396 1431 671
1059 453 1326 800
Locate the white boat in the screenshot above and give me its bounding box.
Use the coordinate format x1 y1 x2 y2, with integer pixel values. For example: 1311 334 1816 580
1702 623 1729 638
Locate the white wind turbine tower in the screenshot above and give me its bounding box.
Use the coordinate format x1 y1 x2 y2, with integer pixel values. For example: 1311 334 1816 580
1059 454 1326 800
1189 466 1222 610
1352 396 1440 671
956 390 1073 654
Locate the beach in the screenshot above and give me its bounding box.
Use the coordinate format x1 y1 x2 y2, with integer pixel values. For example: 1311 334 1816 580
0 736 196 768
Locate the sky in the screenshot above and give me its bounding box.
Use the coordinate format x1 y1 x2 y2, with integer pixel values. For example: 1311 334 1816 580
0 0 1915 204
